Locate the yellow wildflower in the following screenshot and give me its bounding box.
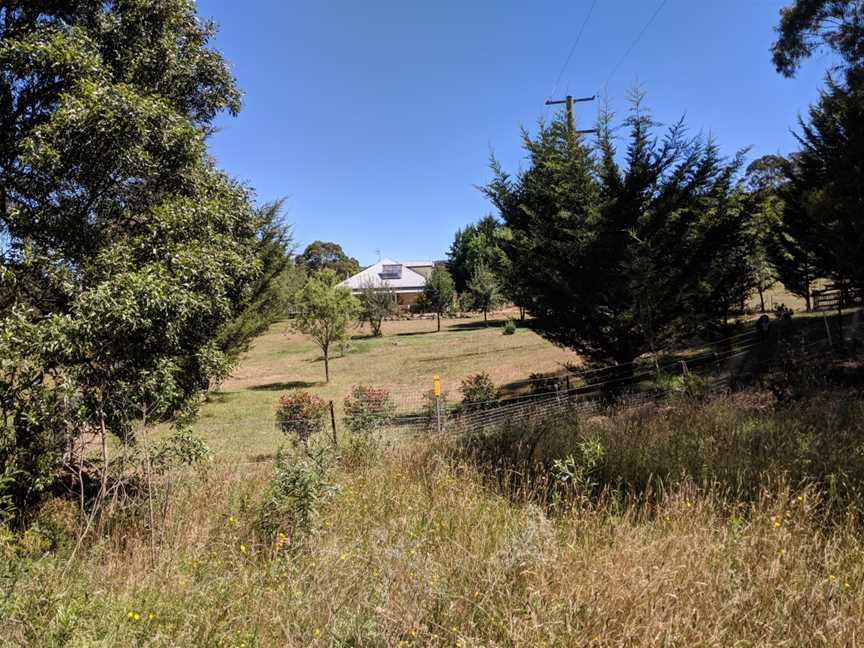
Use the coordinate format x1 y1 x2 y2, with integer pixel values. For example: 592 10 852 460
314 628 321 637
239 543 247 554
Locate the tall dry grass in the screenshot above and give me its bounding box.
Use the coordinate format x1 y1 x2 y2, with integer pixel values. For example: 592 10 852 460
3 392 864 646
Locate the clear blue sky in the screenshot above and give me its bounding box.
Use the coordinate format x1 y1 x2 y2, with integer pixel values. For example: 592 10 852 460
199 0 830 266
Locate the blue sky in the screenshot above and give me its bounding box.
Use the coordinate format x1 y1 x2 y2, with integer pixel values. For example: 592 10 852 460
199 0 831 266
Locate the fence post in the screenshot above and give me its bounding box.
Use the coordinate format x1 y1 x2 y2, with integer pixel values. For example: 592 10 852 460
329 400 337 446
433 374 442 434
823 312 834 348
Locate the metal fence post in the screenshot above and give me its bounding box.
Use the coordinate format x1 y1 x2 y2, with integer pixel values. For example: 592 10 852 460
823 312 834 348
433 374 442 434
329 400 337 446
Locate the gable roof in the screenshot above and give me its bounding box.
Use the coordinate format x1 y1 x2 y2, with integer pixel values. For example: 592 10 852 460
338 258 427 293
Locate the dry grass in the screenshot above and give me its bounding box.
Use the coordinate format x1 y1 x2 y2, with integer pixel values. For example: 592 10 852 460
4 435 864 647
190 312 581 459
5 307 864 646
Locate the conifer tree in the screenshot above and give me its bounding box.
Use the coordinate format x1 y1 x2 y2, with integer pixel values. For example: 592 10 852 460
484 93 751 373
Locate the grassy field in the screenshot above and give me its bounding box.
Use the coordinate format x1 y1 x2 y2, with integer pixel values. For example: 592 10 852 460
5 395 864 646
4 308 864 646
193 312 581 459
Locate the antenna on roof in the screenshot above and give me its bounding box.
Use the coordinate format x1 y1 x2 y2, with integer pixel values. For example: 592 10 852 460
375 248 381 262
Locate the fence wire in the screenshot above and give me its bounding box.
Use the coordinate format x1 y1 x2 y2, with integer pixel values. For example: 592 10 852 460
261 312 864 444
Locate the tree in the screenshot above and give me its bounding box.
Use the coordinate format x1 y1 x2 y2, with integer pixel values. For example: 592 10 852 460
779 72 864 299
772 0 864 77
294 270 360 383
298 241 361 279
0 0 258 517
467 263 503 325
484 93 751 373
447 215 506 292
420 266 455 332
742 156 788 313
214 199 305 379
357 278 398 337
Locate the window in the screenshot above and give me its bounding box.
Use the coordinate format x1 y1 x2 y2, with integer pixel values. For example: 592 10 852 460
381 264 402 279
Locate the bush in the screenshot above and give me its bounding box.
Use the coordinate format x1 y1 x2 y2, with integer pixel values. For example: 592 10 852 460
343 385 395 434
459 390 864 507
152 428 212 472
276 392 329 446
528 372 567 395
255 445 337 547
774 303 794 320
503 319 516 335
460 373 498 411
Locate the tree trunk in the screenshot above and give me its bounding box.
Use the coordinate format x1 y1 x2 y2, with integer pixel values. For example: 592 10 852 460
483 309 488 325
758 286 765 313
436 312 441 332
323 345 330 383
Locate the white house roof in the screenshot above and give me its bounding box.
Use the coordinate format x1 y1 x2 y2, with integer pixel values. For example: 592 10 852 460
338 258 427 293
402 260 435 267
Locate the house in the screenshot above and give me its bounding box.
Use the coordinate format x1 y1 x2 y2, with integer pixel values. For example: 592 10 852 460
338 258 439 309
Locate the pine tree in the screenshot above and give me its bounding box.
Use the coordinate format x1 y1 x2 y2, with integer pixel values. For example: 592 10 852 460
485 93 751 373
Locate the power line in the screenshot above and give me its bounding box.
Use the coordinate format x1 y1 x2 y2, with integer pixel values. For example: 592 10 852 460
601 0 669 91
547 0 599 103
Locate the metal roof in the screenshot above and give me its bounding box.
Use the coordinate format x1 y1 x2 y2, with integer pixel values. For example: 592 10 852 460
337 258 427 293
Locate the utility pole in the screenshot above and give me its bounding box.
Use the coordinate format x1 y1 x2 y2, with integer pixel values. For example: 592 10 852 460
545 95 597 137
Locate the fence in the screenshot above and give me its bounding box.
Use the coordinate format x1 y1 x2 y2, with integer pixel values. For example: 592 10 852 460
269 310 864 446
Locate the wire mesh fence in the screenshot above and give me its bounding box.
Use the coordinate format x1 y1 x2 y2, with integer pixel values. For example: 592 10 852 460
260 310 864 446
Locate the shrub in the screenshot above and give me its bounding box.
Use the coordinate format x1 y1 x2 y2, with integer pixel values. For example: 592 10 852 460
152 428 212 472
503 319 516 335
551 437 605 507
276 391 328 446
343 385 395 434
774 303 794 320
528 372 566 395
460 373 498 411
255 446 337 547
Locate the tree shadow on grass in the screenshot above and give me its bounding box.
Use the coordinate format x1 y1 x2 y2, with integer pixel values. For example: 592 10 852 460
204 391 239 404
393 330 437 337
249 380 318 392
446 318 511 331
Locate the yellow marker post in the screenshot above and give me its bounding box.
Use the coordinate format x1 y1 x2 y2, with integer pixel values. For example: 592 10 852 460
433 375 442 433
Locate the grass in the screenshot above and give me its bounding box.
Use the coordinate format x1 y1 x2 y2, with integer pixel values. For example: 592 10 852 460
4 309 864 646
191 312 581 459
5 393 864 646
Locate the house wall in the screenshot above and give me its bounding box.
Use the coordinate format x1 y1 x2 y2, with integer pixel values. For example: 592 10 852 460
397 292 421 310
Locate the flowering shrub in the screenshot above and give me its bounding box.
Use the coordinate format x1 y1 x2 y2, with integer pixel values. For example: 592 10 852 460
276 391 328 445
460 372 498 411
343 385 395 434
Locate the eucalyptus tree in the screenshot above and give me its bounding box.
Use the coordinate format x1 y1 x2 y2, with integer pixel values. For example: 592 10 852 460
0 0 260 516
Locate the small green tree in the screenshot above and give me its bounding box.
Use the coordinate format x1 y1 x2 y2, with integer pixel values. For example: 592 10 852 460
357 278 398 336
468 263 503 325
294 270 360 382
420 266 456 332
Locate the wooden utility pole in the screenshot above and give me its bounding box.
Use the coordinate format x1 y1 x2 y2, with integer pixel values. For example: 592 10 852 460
545 94 598 136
